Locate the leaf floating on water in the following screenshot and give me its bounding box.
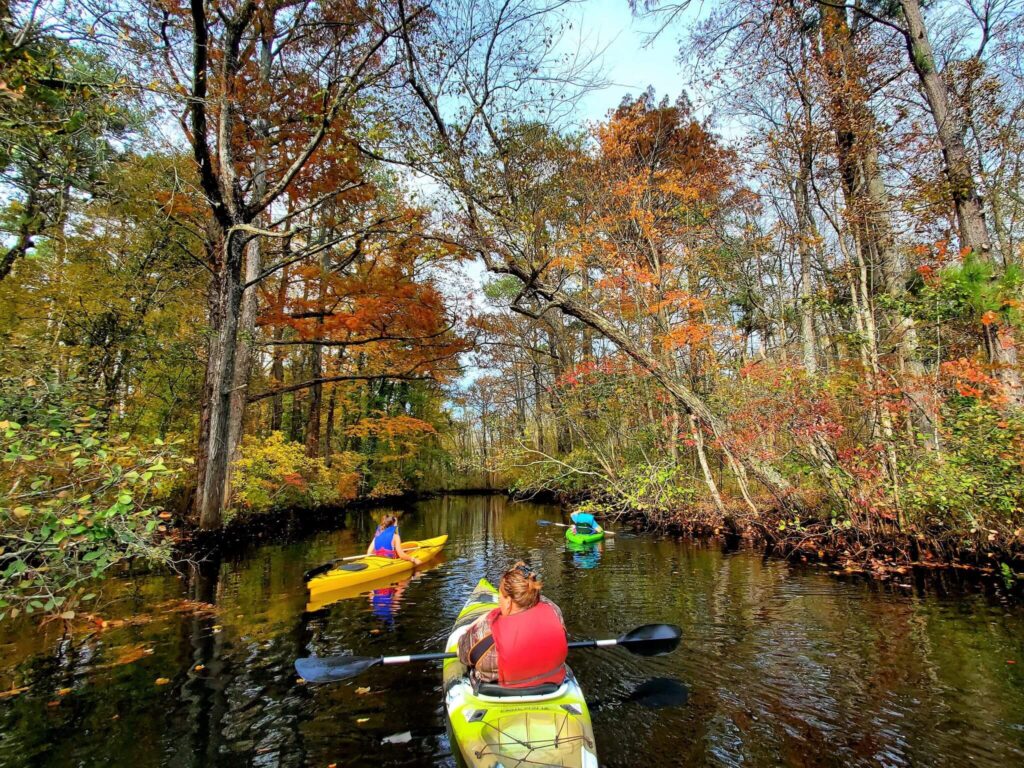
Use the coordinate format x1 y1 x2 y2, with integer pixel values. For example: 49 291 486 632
296 677 306 685
355 686 371 695
155 599 217 615
194 664 206 671
212 625 223 633
155 677 171 686
99 644 155 669
57 687 72 696
356 717 369 724
0 686 30 700
1008 660 1017 665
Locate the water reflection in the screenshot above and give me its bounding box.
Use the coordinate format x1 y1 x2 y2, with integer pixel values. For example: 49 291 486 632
0 494 1023 768
566 539 602 569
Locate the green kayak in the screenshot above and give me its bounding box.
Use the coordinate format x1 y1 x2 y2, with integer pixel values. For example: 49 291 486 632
443 579 598 767
565 525 604 545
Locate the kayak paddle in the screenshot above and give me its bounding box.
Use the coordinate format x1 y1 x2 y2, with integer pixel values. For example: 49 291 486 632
304 545 424 580
295 623 682 683
536 520 616 537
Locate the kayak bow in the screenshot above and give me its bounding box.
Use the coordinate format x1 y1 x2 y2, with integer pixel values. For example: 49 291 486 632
565 526 604 545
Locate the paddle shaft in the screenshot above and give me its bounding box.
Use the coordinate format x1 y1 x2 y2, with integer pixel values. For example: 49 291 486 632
377 638 622 666
296 623 680 682
340 543 423 562
305 544 425 578
543 521 615 536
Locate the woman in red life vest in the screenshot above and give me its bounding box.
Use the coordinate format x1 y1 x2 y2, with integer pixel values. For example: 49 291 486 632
366 512 420 564
457 562 568 688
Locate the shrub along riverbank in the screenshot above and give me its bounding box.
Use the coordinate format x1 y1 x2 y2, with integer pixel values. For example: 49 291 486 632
504 379 1024 579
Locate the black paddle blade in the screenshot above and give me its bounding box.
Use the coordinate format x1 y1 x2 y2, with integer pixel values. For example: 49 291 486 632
304 561 369 581
303 561 339 580
626 677 689 708
295 655 382 683
536 519 555 526
618 623 682 656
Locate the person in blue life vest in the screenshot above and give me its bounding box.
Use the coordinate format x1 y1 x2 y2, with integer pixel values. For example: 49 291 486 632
457 562 568 688
366 512 420 564
569 511 600 535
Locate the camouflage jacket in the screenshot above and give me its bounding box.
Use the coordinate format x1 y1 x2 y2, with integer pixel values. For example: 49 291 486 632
456 596 565 684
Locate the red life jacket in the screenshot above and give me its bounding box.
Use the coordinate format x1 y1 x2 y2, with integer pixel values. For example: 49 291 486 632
489 602 567 688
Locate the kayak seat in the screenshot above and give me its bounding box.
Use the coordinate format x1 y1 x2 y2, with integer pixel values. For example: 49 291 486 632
475 681 563 698
473 667 575 699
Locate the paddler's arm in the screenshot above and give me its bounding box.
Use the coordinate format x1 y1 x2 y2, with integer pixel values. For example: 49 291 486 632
393 532 419 564
366 540 375 556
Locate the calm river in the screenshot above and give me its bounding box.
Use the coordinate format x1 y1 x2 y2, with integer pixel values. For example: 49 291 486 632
1 494 1023 767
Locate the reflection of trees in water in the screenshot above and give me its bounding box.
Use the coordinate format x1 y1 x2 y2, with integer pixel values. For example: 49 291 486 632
177 546 317 766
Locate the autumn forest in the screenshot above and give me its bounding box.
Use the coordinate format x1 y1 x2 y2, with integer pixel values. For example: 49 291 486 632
3 0 1024 619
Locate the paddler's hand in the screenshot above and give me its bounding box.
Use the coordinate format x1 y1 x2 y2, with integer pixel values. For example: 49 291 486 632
411 557 421 566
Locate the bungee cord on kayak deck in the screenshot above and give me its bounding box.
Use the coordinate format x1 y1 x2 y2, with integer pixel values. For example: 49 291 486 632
473 713 594 767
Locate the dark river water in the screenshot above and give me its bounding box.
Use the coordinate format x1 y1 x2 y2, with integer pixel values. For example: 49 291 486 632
1 494 1023 767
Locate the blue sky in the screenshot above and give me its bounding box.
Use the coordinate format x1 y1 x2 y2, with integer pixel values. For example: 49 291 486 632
565 0 689 123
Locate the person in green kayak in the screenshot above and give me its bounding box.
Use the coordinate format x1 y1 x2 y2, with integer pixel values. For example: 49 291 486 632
457 562 568 688
366 512 420 564
569 511 600 536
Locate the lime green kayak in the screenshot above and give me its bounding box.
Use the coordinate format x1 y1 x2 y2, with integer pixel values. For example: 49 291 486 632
565 526 604 545
443 579 598 767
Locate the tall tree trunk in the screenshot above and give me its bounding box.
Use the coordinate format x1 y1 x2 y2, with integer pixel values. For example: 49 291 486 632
224 236 260 507
690 415 726 517
324 379 337 467
546 324 573 454
898 0 1022 406
898 0 990 255
306 258 327 457
269 266 288 432
793 139 818 375
531 357 544 453
819 4 938 439
194 230 247 529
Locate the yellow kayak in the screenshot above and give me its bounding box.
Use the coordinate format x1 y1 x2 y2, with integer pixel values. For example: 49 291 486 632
305 555 446 612
306 534 448 597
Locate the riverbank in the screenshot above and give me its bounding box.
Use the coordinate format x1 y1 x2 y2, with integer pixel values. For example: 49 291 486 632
539 489 1024 593
174 487 508 554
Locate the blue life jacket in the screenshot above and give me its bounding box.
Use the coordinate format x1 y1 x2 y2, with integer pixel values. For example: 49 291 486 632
570 512 596 533
372 525 397 556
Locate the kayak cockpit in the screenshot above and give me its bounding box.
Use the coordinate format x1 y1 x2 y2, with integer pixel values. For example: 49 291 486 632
475 678 568 701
